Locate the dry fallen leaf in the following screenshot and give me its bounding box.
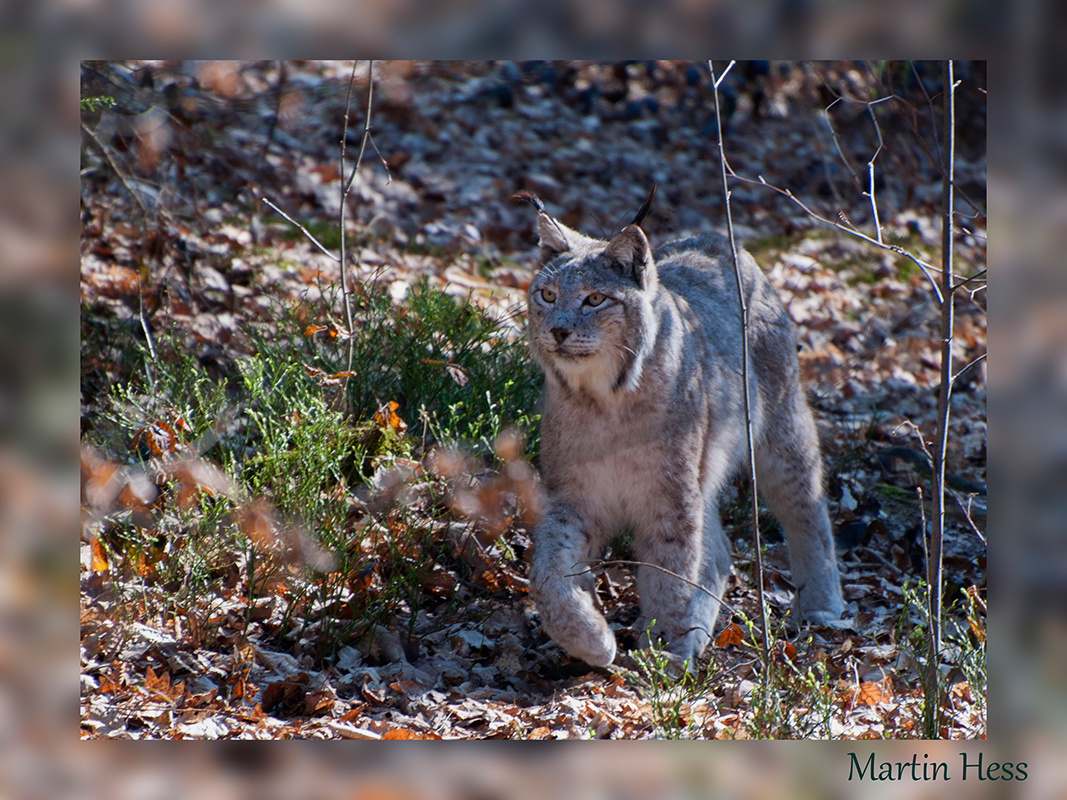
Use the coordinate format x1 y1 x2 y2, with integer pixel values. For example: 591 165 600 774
381 728 441 740
714 623 745 648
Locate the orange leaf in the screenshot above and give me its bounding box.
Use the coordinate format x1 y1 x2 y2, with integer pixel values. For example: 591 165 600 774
128 550 157 580
950 681 973 703
773 640 797 662
381 728 439 740
714 623 745 648
90 538 109 572
131 420 183 457
856 681 886 706
144 665 182 700
339 704 367 723
373 401 405 431
304 324 328 337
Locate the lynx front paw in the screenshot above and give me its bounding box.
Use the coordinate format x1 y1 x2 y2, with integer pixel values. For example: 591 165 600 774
531 578 617 667
800 605 844 626
798 581 845 625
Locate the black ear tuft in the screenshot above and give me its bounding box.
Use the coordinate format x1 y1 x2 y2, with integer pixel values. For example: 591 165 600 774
629 181 657 228
511 191 546 214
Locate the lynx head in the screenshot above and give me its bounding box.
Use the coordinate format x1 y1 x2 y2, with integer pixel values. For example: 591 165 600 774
524 205 660 399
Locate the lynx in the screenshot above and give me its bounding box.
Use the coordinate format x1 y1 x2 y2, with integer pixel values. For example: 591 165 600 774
521 190 844 668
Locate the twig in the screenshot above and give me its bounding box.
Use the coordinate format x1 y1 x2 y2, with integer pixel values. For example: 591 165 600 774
867 160 882 245
337 61 390 402
825 62 982 225
951 352 986 386
895 419 934 468
568 559 742 620
922 58 957 740
709 59 769 666
338 61 362 385
862 99 890 244
734 69 983 300
813 73 893 187
711 60 735 89
745 172 946 304
849 659 863 710
953 268 987 293
343 60 389 200
262 60 287 161
822 97 860 185
82 118 157 393
259 197 339 262
135 272 158 362
948 489 986 545
366 132 393 183
909 61 943 170
135 270 157 397
901 62 985 223
81 121 150 218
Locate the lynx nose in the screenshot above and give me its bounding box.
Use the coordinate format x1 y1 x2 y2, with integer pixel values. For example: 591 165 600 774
551 327 570 345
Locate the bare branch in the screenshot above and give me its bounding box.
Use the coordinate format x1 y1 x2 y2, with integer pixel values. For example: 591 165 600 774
81 119 157 392
366 133 393 183
951 352 986 386
863 99 889 244
953 268 987 294
816 62 985 222
745 171 946 303
948 489 987 545
338 61 361 384
899 62 985 221
569 559 742 620
259 197 339 262
343 60 392 198
867 161 883 245
708 59 769 665
923 58 957 738
728 73 981 304
262 60 287 161
821 97 860 185
712 60 736 90
136 271 157 362
81 121 150 218
910 61 943 168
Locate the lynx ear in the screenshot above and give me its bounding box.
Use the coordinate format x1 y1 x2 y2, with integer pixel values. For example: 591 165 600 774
603 225 655 289
537 213 581 263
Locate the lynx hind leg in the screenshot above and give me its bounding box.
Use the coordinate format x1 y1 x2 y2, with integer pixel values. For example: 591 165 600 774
635 500 730 669
529 506 617 667
756 398 845 624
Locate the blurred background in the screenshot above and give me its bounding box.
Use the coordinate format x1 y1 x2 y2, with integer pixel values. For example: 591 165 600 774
4 0 1066 796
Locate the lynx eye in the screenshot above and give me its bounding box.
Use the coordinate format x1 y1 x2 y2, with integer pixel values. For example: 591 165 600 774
584 292 607 307
537 288 556 304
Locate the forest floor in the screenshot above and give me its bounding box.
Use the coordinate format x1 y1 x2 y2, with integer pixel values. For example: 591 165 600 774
80 61 986 739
